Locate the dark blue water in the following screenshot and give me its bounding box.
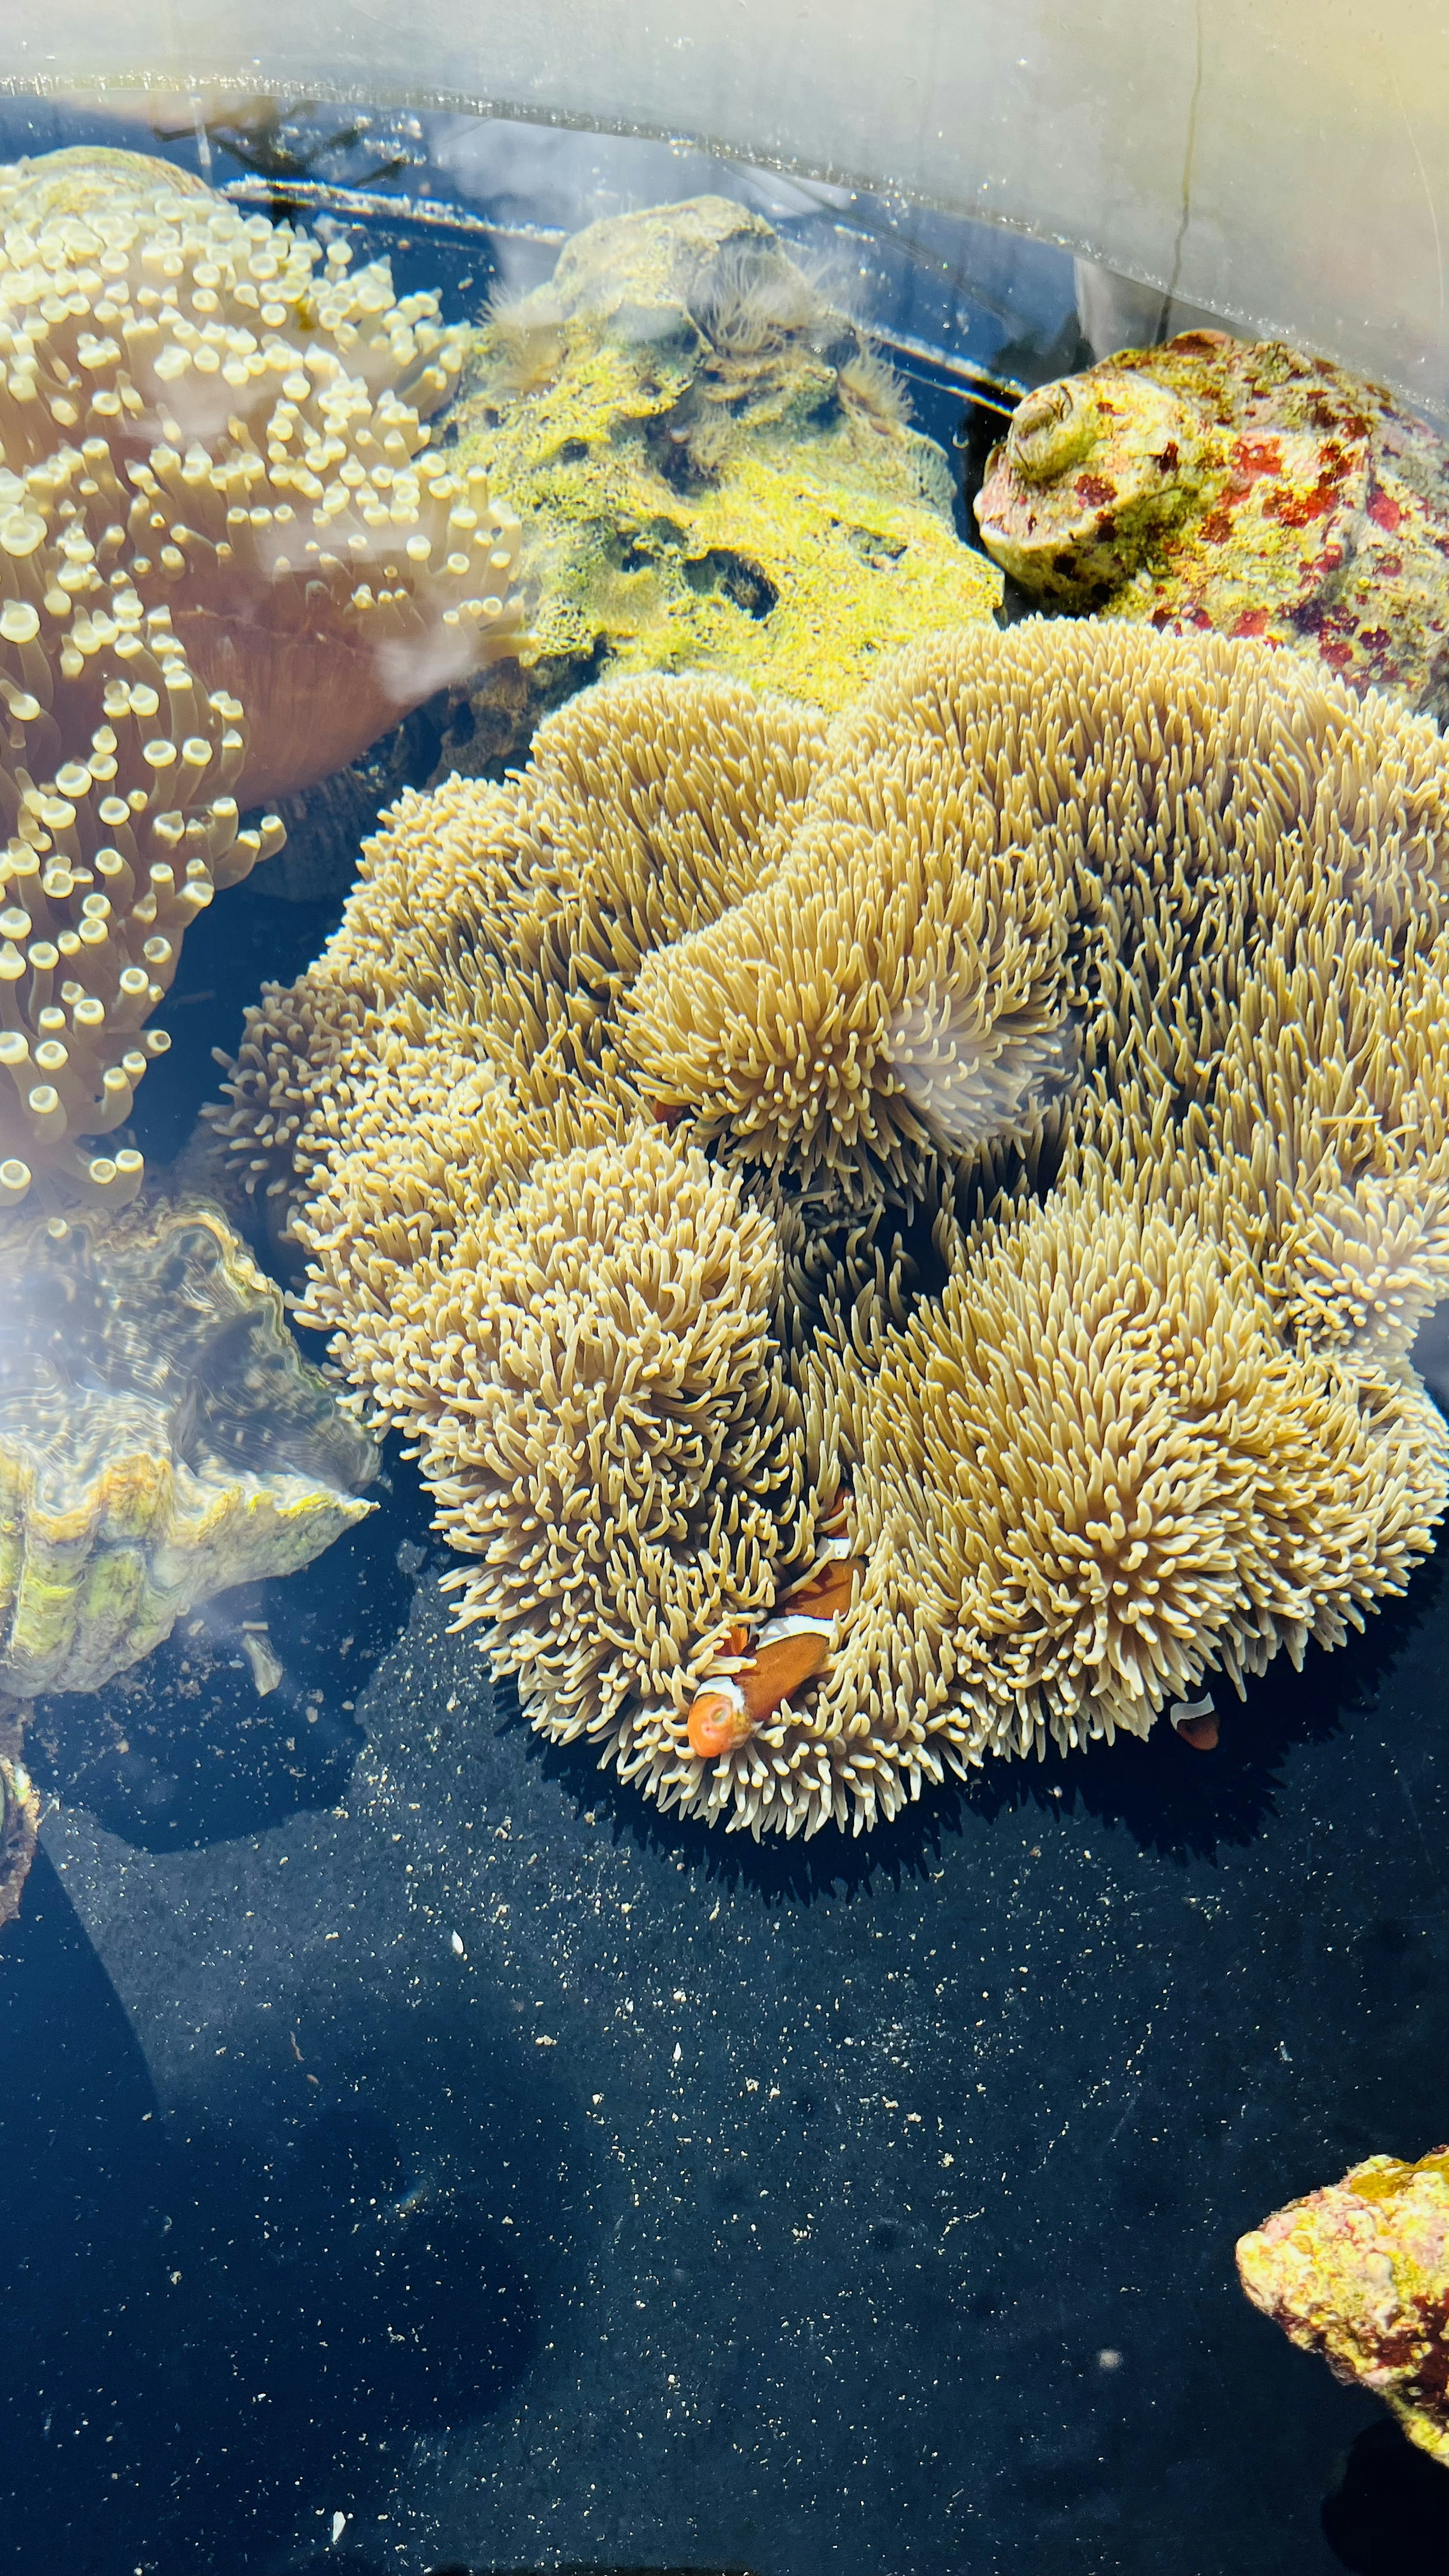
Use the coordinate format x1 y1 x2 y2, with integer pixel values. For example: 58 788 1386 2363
5 1438 1449 2575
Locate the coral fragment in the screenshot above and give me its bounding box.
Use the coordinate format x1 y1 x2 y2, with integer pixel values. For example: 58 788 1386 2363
1238 2148 1449 2467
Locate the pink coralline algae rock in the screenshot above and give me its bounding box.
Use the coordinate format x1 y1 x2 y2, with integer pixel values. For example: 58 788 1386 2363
975 332 1449 720
1237 2147 1449 2464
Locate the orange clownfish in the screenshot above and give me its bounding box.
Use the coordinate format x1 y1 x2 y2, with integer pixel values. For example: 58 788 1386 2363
685 1506 860 1762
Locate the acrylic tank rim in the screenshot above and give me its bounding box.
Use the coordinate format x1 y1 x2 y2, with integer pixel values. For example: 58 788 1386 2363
0 0 1446 422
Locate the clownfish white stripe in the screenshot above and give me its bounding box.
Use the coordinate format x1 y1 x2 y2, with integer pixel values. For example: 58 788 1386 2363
698 1673 747 1715
753 1612 840 1652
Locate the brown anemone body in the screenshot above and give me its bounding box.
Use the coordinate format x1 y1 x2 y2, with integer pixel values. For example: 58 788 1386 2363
174 613 435 808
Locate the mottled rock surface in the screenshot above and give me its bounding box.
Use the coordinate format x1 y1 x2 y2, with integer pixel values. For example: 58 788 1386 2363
1238 2147 1449 2464
976 332 1449 719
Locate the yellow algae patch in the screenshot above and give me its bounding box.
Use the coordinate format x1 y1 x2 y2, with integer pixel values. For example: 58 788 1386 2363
456 194 1000 720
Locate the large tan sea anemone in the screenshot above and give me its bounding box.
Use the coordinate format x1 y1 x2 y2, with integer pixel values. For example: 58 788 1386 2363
214 626 1449 1834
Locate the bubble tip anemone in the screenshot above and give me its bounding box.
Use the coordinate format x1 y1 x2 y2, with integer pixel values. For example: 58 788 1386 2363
0 141 525 800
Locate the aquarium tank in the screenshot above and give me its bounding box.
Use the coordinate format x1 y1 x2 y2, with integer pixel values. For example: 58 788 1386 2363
2 4 1449 2572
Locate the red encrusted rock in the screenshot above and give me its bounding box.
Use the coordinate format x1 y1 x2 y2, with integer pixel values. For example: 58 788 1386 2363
976 333 1449 722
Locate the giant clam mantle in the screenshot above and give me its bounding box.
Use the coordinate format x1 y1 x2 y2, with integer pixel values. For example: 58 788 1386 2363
0 1196 377 1703
975 331 1449 720
216 623 1449 1838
